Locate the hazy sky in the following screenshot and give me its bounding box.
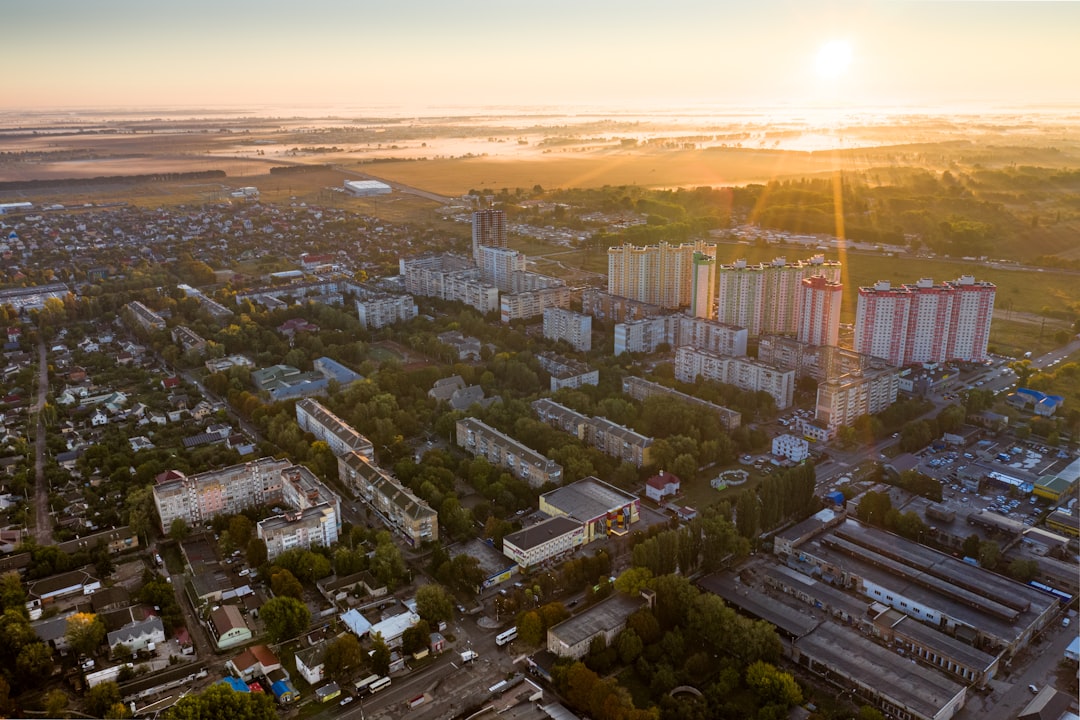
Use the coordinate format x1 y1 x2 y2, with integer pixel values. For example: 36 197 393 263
5 0 1078 112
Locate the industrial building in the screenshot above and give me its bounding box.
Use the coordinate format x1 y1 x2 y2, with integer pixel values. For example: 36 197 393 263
546 593 642 659
344 180 392 196
774 517 1059 657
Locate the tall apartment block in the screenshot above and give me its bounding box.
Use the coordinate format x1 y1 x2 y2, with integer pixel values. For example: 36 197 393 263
797 275 843 346
543 307 592 352
814 364 900 434
854 276 995 366
125 301 166 332
472 208 507 262
690 252 717 319
614 314 747 356
401 254 500 314
674 346 796 409
608 240 718 309
355 294 418 330
152 458 340 541
715 255 841 337
478 246 526 292
622 376 741 431
580 289 663 324
455 417 563 487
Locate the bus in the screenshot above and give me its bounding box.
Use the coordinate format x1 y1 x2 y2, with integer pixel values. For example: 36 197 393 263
369 676 392 694
354 674 379 694
495 627 518 646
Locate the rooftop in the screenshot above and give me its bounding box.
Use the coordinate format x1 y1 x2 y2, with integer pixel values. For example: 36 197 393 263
541 476 637 523
503 516 582 552
548 593 641 651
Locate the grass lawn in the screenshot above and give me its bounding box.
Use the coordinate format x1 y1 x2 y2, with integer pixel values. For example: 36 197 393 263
679 467 765 510
366 345 403 364
987 317 1073 358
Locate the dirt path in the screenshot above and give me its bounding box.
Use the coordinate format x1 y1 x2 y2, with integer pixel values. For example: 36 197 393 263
32 337 52 545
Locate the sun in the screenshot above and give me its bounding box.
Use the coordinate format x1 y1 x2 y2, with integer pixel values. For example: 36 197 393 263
815 40 852 81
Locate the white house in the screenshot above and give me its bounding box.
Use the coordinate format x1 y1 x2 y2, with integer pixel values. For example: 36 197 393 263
645 471 680 502
771 434 809 463
91 410 108 427
107 616 165 654
295 638 332 685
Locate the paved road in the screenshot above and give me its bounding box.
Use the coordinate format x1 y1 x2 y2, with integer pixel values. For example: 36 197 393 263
31 337 52 545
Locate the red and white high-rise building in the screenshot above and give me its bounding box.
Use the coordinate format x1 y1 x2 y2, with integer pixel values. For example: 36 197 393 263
797 275 842 346
854 276 995 366
715 255 841 337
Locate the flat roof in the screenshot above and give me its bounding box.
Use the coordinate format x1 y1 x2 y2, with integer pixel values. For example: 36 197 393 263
549 593 641 650
698 573 819 638
454 538 516 578
881 610 998 671
541 477 637 522
797 623 966 720
776 508 838 543
763 565 869 619
504 516 582 552
801 520 1054 644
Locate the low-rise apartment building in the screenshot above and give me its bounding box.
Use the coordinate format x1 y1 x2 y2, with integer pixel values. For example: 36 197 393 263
455 417 563 487
295 398 374 459
337 451 438 546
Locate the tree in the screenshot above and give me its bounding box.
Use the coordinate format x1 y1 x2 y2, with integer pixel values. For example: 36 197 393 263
0 573 26 615
169 517 190 542
415 583 454 625
615 628 643 664
165 683 277 720
371 531 407 587
124 485 157 544
65 612 106 657
85 682 125 718
978 540 1000 570
517 611 544 646
1006 558 1040 583
16 640 54 684
745 661 802 706
270 569 304 600
323 633 364 681
401 620 432 655
857 706 885 720
260 597 310 643
43 689 69 717
246 537 268 568
369 633 391 676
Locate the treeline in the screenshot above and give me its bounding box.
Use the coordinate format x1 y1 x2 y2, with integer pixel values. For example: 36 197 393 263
734 463 818 540
630 508 749 576
268 164 331 174
0 170 225 192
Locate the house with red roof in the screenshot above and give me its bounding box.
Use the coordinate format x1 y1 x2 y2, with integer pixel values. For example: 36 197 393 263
645 470 680 503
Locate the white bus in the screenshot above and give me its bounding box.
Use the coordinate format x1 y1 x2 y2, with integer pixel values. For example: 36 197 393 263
369 676 392 694
495 627 517 646
354 674 379 694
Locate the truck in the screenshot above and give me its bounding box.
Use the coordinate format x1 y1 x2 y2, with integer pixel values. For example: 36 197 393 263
460 649 478 664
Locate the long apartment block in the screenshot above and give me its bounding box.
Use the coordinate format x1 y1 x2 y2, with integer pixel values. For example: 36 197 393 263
337 450 438 546
532 398 653 467
455 417 563 487
295 398 374 459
